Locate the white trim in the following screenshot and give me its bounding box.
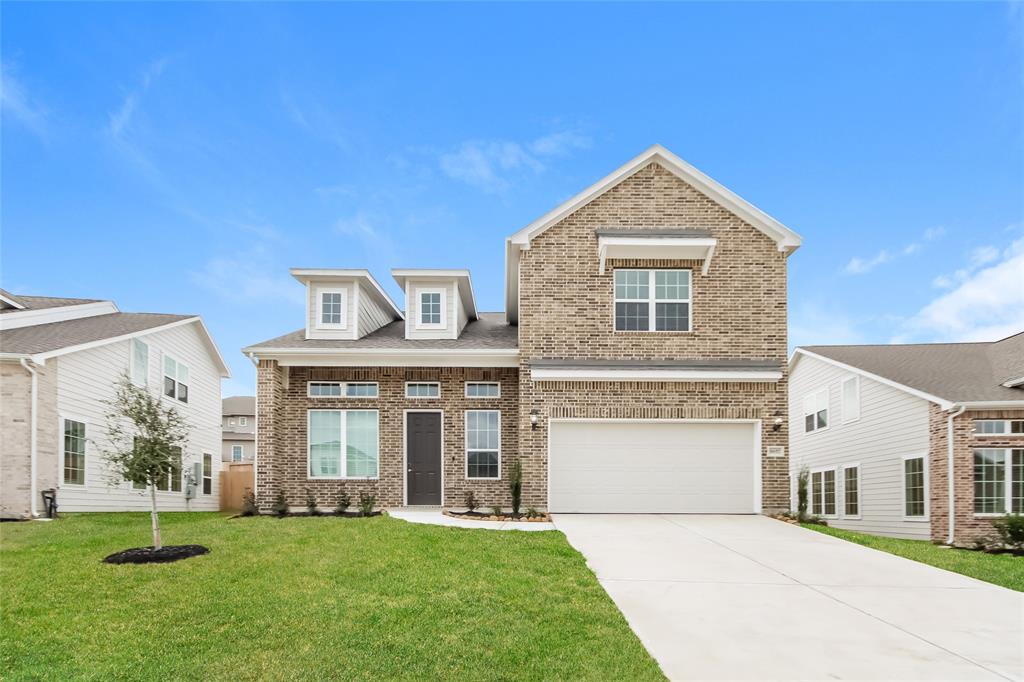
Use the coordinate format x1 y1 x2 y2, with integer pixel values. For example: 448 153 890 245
613 268 692 334
802 387 830 434
307 381 380 399
161 351 190 404
841 375 860 425
413 287 447 330
0 300 119 331
129 337 149 388
405 382 440 399
809 466 839 518
960 400 1024 410
901 454 929 521
231 444 244 462
1002 376 1024 388
306 408 380 480
403 409 445 507
59 414 89 488
598 237 717 276
840 463 862 520
531 368 781 382
314 287 348 330
291 268 403 320
972 419 1024 438
546 418 763 514
971 447 1023 516
465 381 501 398
465 409 501 481
0 292 25 309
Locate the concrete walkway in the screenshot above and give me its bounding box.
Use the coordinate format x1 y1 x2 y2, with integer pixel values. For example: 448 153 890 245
553 514 1023 681
388 508 555 531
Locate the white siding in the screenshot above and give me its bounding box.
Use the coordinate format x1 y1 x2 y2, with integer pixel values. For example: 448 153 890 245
55 321 222 512
356 281 393 337
305 280 357 340
789 354 931 540
404 280 458 340
456 292 469 336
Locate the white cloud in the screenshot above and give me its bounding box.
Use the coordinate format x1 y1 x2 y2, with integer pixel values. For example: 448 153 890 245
1 62 48 139
923 226 946 241
439 130 592 193
843 226 946 275
189 245 304 307
844 249 890 274
969 245 999 267
895 236 1024 343
108 57 169 138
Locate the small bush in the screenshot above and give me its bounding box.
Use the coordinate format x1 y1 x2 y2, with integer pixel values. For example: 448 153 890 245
490 506 502 517
796 468 809 522
463 490 479 513
358 492 375 517
305 489 319 516
335 492 351 515
240 490 258 517
509 460 523 516
525 507 540 519
271 490 289 518
992 513 1024 550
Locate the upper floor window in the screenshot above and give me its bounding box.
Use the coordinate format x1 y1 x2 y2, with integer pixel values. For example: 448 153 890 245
974 420 1024 436
416 289 446 329
163 355 189 403
130 339 149 387
238 417 248 426
308 381 379 398
613 269 690 332
406 382 440 399
316 288 347 329
465 382 501 398
841 376 860 424
803 388 828 433
229 418 236 426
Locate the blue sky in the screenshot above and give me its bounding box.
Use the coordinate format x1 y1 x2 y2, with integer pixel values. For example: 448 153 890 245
3 2 1022 397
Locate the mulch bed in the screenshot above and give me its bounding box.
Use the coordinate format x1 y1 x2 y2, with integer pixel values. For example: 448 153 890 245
444 510 551 523
229 511 384 519
103 545 209 565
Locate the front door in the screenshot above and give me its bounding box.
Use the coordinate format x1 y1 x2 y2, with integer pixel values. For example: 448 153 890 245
407 412 442 505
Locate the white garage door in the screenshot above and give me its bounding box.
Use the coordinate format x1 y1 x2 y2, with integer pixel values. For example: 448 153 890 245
549 421 758 513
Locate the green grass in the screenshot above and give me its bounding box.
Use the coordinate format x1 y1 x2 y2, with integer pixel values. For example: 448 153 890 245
801 523 1024 592
1 513 663 681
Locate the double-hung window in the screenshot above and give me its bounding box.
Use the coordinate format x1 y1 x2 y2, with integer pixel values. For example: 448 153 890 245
465 382 500 398
803 388 829 433
974 420 1024 436
63 419 86 485
163 355 189 403
614 269 691 332
810 468 836 516
843 465 860 517
202 453 213 494
973 448 1024 514
903 456 926 518
131 339 149 387
841 376 860 424
406 382 440 398
466 410 500 479
308 409 379 479
316 288 347 329
232 445 243 462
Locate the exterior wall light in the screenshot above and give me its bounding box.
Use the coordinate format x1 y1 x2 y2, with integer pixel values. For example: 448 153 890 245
530 409 539 430
772 415 784 432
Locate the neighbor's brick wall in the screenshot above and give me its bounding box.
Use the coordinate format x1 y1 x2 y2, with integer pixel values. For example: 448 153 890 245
517 161 791 511
256 362 518 511
929 405 1024 545
0 359 59 519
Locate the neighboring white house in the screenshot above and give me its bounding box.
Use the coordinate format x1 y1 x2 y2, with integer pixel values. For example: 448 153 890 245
222 395 255 463
0 289 230 518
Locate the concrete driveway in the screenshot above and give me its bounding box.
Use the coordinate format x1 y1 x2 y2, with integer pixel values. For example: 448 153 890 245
553 514 1023 681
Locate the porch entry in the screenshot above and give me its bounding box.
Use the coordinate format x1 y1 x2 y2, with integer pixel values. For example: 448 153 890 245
406 412 442 505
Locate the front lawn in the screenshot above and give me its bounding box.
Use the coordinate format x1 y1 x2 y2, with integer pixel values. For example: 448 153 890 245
801 523 1023 592
2 513 663 681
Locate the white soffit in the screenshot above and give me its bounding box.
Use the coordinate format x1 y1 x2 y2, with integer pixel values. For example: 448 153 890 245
597 235 718 275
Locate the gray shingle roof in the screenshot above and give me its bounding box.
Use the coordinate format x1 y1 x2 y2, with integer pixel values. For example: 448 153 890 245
223 396 256 416
0 313 194 355
246 312 517 351
802 332 1024 403
0 290 103 314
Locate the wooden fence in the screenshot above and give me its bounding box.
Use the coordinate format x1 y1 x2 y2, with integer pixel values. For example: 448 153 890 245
220 462 255 511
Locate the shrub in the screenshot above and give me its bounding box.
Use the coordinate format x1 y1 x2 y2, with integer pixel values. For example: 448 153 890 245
525 507 540 519
335 492 351 515
509 460 523 516
992 513 1024 551
491 506 502 517
463 490 479 513
271 490 289 518
358 492 375 517
305 489 319 516
796 468 809 522
240 490 258 517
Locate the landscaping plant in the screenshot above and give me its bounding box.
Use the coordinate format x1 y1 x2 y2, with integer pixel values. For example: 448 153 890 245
992 513 1024 551
463 490 479 513
358 492 375 517
102 375 190 550
240 491 259 517
335 492 351 515
305 488 319 516
796 468 809 522
509 459 523 516
525 507 540 519
271 490 289 518
491 506 502 517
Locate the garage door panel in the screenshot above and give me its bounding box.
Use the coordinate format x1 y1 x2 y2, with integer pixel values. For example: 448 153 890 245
549 421 756 514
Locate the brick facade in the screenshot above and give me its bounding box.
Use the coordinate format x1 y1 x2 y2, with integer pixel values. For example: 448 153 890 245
929 405 1024 545
0 359 59 519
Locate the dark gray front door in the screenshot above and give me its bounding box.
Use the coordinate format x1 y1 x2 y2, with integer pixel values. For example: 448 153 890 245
407 412 442 505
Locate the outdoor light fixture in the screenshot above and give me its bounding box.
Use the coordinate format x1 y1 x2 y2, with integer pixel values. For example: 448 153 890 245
530 409 539 430
772 414 784 432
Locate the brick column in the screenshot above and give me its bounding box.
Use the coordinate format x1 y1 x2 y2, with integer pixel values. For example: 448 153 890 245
255 359 284 512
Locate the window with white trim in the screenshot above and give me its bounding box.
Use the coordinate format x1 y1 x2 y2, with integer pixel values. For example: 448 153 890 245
239 417 248 426
810 468 836 516
63 419 86 485
419 291 443 326
614 269 691 332
406 382 440 398
841 376 860 424
232 445 243 462
974 420 1024 436
345 383 378 398
308 409 379 479
465 382 500 398
163 355 189 403
973 448 1024 514
803 388 829 433
843 465 859 516
155 446 183 492
203 453 213 494
130 339 149 387
316 288 347 329
466 410 500 479
309 381 379 398
903 456 926 517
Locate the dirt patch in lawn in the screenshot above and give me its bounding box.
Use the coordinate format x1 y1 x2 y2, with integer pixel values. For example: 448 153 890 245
103 544 210 564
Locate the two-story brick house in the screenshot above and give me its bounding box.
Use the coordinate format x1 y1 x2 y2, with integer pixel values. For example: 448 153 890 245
244 145 802 513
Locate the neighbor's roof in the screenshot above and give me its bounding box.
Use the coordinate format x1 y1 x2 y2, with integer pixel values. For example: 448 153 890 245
245 312 517 351
796 332 1024 406
0 289 103 314
223 395 256 416
0 313 194 356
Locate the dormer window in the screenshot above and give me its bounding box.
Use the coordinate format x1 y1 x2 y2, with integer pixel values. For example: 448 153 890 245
316 288 347 330
416 288 446 329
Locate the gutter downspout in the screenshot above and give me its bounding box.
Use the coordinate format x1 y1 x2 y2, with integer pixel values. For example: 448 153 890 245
946 404 966 545
19 358 39 518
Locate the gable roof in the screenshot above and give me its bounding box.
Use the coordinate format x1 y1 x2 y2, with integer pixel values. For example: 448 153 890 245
0 291 104 314
290 268 404 320
793 332 1024 408
504 144 803 321
223 395 256 416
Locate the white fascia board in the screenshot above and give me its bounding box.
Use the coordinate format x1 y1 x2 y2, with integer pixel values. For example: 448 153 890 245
530 368 783 382
0 293 25 309
0 301 119 331
293 269 403 320
791 348 953 409
597 236 717 275
959 400 1024 410
1001 376 1024 388
248 347 519 368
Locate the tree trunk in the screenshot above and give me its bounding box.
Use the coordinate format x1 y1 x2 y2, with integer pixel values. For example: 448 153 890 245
149 484 162 550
